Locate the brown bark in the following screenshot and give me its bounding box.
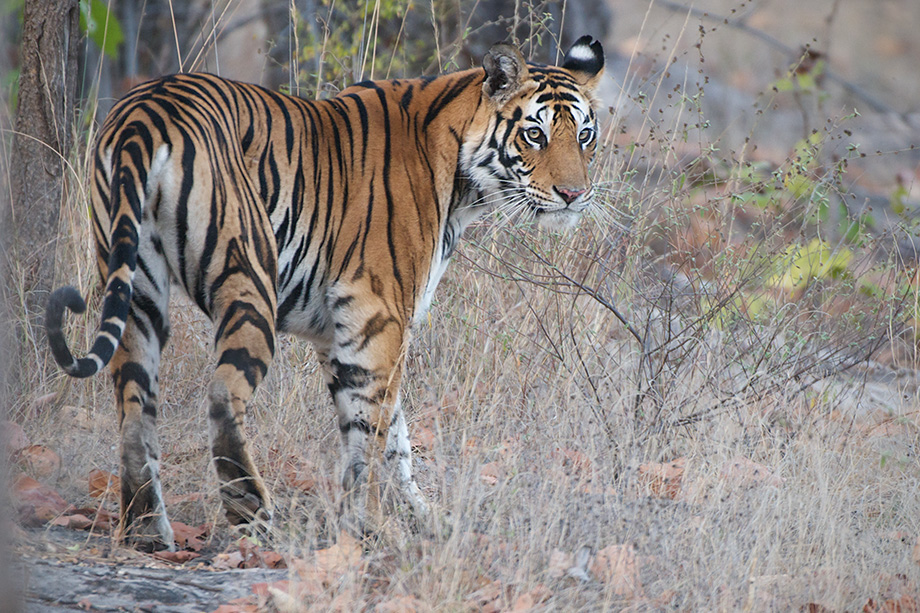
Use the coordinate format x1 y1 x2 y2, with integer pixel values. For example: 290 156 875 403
5 0 80 314
1 15 21 612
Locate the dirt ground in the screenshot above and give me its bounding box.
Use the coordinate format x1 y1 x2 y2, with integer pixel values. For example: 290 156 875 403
12 526 287 612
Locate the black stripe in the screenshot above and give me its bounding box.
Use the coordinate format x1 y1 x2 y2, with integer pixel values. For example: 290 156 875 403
339 418 371 435
327 358 375 396
422 73 478 130
217 347 268 389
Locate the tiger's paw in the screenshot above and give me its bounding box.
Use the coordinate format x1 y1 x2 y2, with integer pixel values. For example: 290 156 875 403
222 487 274 543
120 511 176 552
229 516 274 546
408 500 452 541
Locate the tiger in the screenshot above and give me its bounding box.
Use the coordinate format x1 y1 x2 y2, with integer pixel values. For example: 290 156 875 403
45 36 605 550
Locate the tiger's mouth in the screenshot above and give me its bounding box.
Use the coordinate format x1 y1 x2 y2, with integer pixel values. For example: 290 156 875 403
533 207 583 230
479 184 590 230
525 194 591 230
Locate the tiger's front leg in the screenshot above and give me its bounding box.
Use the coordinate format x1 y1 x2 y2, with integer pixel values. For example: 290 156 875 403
385 396 430 520
323 286 428 534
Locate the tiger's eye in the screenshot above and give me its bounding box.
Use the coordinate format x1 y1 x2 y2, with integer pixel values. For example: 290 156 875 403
578 127 594 145
525 126 546 146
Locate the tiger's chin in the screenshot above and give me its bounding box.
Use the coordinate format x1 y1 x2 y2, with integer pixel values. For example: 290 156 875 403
534 208 583 231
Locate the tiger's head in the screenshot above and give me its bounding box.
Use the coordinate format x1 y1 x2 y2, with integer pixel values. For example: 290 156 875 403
463 36 605 230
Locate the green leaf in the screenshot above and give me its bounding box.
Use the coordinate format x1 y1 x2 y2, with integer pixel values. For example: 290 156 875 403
770 239 853 291
773 77 795 92
79 0 123 59
796 72 816 91
890 184 909 215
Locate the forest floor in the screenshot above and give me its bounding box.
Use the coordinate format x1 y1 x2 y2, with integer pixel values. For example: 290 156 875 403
7 351 920 611
12 525 287 612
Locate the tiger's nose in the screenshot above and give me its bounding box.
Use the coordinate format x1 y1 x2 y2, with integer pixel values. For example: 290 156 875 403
555 186 587 205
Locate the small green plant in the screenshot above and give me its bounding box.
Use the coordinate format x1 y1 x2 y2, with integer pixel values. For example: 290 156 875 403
79 0 123 58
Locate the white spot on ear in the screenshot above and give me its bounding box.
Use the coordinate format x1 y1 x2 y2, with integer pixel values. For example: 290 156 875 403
566 45 596 62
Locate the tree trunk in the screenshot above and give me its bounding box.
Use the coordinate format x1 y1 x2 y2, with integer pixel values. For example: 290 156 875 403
1 7 26 613
0 0 80 390
1 0 80 394
5 0 80 313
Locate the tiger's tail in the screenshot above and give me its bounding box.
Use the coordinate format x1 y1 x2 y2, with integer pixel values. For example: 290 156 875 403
46 131 145 379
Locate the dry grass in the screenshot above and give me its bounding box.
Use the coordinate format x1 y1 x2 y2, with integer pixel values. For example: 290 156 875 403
6 1 920 610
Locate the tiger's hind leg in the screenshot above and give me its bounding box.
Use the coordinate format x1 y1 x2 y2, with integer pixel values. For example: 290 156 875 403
206 245 277 537
111 269 174 550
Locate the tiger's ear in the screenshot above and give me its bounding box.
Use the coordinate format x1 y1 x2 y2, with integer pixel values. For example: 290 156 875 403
482 43 529 103
562 35 605 91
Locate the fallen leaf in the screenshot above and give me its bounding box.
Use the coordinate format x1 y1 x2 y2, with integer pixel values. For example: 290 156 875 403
638 458 686 499
314 530 362 575
465 580 502 610
863 595 920 612
16 445 62 479
12 475 71 524
439 390 462 416
720 456 784 488
51 514 94 530
375 595 430 612
547 549 573 579
251 581 290 597
511 584 552 611
413 426 437 454
590 544 643 598
261 550 287 569
2 420 29 455
267 584 304 613
287 558 327 599
236 537 287 569
211 551 245 570
479 462 504 486
653 589 678 608
283 531 364 602
154 550 201 564
69 507 118 531
281 455 318 494
238 537 262 568
460 437 479 458
171 521 208 551
88 469 120 498
552 447 592 476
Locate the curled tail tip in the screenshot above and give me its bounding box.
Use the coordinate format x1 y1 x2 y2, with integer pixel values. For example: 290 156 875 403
47 286 87 318
46 286 99 378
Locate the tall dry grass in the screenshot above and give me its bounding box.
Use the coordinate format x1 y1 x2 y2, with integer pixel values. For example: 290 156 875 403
4 1 920 610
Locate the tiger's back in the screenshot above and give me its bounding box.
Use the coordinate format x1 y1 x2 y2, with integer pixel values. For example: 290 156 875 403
46 37 605 548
